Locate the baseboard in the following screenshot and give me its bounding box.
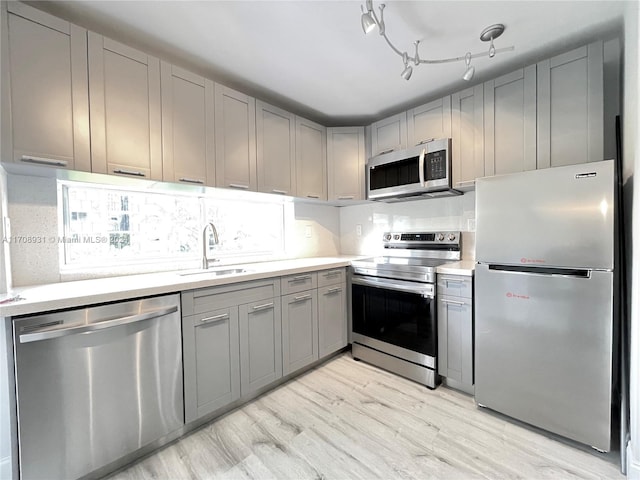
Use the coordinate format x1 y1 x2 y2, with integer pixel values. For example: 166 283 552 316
628 443 640 479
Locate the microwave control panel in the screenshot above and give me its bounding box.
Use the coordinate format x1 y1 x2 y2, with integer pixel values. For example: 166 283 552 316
425 149 447 181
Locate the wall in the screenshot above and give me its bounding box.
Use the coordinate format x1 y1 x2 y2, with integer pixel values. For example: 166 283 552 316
5 173 341 286
339 193 476 258
625 0 640 477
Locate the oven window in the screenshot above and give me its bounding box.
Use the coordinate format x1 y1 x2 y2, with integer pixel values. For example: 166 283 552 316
352 283 436 357
369 157 420 190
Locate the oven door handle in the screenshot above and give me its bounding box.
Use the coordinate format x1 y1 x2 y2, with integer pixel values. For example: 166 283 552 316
352 276 434 298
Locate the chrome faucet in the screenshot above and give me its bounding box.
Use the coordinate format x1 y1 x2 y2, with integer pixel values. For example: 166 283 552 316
201 222 220 269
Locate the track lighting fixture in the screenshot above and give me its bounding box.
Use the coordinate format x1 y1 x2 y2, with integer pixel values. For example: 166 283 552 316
359 2 514 82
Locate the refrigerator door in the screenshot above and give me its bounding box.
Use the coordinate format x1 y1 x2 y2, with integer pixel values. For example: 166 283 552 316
475 263 613 451
476 160 614 269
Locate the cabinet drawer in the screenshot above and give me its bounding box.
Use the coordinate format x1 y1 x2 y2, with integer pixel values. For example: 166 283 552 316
437 275 472 298
317 268 345 288
281 272 318 295
182 278 280 316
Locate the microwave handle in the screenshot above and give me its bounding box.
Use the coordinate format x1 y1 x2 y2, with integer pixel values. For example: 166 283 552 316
419 148 426 186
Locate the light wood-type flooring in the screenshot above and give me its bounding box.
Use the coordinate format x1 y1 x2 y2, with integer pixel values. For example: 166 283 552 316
109 353 623 479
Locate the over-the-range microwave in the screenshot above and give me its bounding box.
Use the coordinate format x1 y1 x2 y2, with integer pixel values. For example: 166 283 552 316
366 138 461 202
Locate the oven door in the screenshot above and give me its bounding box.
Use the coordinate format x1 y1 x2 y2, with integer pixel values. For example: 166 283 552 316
351 275 437 367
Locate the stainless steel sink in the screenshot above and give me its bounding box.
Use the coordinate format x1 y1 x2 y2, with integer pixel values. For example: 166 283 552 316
178 268 249 277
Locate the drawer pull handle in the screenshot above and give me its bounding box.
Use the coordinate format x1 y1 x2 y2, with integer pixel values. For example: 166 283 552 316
293 294 312 302
291 275 311 282
306 195 320 199
113 168 146 177
378 148 394 155
441 299 466 306
416 138 435 146
323 271 341 277
272 189 287 195
179 177 204 184
337 195 354 200
200 313 229 324
326 287 342 294
444 280 464 286
229 183 249 189
20 155 68 167
252 302 274 311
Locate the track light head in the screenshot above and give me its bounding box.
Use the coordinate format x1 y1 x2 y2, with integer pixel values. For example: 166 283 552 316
401 65 413 80
463 52 475 81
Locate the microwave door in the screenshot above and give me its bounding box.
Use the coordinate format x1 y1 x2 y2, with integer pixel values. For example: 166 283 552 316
367 153 423 200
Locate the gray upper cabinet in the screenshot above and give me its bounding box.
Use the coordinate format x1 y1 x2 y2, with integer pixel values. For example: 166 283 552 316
281 289 319 375
370 112 408 155
256 100 296 196
88 32 162 180
483 65 537 176
160 62 215 186
3 3 90 171
214 84 257 191
295 117 327 200
327 127 366 201
537 42 604 168
406 96 452 147
239 297 283 396
451 86 484 188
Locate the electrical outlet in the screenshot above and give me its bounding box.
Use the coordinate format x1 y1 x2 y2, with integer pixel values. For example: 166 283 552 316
356 224 362 237
305 225 312 238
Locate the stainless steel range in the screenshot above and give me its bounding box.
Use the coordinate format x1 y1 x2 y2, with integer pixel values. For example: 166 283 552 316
351 231 461 388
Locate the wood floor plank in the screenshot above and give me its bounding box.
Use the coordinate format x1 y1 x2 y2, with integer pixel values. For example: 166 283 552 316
106 353 623 480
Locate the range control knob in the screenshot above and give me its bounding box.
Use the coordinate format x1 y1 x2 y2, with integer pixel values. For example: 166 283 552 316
437 233 445 241
394 234 400 240
384 234 392 241
448 233 457 241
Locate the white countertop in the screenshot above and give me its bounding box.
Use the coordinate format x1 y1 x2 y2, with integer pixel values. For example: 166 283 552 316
0 256 360 317
436 260 476 277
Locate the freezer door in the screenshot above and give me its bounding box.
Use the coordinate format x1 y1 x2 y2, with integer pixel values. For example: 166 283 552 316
475 263 613 451
476 160 614 269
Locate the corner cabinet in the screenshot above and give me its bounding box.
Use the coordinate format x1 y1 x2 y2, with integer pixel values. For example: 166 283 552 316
3 2 90 171
160 62 215 186
537 42 603 168
406 96 452 147
437 274 474 394
451 86 484 189
295 117 327 200
214 84 257 191
327 127 366 201
88 32 162 180
370 112 408 156
256 100 296 196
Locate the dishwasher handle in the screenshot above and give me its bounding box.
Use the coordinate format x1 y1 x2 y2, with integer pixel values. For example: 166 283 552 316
19 305 179 344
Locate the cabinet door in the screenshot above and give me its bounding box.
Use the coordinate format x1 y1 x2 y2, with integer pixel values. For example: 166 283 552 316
406 96 452 147
327 126 365 201
88 33 162 180
437 295 473 386
160 62 215 186
451 86 484 188
370 112 407 155
295 117 327 200
281 290 318 375
537 42 603 168
239 298 282 396
484 66 537 176
256 100 296 196
214 84 257 191
4 3 90 171
183 307 240 423
318 282 347 358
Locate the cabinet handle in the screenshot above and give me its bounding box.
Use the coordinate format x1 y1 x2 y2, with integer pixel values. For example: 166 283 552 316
415 138 435 146
337 195 354 200
179 177 204 184
323 271 341 277
455 180 476 187
378 148 394 155
306 195 320 199
326 287 342 294
272 189 288 195
291 275 311 282
199 313 229 324
445 280 464 287
293 294 312 302
441 299 466 306
252 302 274 311
20 155 68 167
113 168 146 177
229 183 249 189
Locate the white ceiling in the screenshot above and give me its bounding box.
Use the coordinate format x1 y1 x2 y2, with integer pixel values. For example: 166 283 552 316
36 0 627 125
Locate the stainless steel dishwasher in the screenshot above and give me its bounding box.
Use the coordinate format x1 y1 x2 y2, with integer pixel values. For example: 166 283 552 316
12 294 184 480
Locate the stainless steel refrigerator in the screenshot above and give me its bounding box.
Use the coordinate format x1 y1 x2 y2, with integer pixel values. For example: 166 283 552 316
475 160 615 452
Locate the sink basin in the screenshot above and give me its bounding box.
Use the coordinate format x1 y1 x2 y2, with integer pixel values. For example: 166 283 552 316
178 268 249 277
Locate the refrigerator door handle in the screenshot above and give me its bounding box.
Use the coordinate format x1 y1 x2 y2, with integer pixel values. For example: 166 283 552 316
487 264 592 279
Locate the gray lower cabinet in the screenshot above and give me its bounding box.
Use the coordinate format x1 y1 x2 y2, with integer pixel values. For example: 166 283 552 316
239 297 283 396
318 281 348 358
281 289 318 375
437 274 474 393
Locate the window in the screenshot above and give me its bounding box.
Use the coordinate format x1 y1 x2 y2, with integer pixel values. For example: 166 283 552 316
60 182 285 268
